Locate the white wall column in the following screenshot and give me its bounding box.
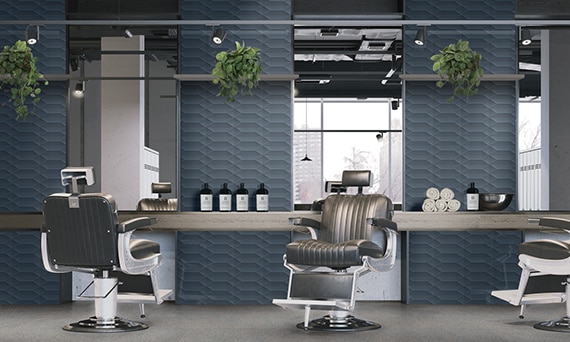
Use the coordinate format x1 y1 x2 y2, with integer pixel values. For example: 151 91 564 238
100 36 145 210
543 29 570 210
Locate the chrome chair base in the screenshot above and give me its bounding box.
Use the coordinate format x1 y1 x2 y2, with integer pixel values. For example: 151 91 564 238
534 317 570 333
296 315 381 332
63 316 148 333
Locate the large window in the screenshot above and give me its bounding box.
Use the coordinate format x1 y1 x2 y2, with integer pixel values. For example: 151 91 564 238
293 98 402 205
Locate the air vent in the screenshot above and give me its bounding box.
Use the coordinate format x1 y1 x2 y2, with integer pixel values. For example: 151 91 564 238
320 29 339 37
367 42 388 50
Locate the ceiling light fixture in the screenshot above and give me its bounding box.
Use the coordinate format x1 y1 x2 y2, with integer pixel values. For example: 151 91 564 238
25 25 39 45
301 99 312 162
414 27 427 46
212 26 227 45
391 99 399 110
124 29 133 38
73 82 85 98
520 28 532 46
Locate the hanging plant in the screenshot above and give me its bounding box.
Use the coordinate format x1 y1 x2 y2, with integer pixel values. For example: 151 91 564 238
212 41 262 103
0 40 48 120
430 39 484 102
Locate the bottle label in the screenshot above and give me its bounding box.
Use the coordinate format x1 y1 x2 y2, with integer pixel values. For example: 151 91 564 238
219 194 232 211
236 194 248 211
200 194 213 211
466 194 479 210
256 194 269 211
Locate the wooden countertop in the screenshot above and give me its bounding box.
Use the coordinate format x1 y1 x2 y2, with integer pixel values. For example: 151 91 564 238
2 211 570 232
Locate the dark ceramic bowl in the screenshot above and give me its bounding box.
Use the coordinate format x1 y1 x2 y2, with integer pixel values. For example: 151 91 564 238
478 193 513 211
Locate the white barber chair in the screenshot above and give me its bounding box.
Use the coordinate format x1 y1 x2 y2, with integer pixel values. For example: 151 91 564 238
492 217 570 332
41 167 172 332
273 170 398 331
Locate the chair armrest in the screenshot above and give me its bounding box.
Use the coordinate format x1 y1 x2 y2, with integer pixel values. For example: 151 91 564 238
289 217 321 240
289 217 321 229
118 217 158 233
530 217 570 231
367 217 398 231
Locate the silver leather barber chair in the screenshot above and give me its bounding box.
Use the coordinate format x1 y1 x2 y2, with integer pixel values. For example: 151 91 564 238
492 217 570 333
41 167 172 332
137 182 178 211
273 170 398 331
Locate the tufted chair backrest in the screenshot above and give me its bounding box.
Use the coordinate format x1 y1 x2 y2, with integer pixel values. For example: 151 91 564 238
319 193 393 244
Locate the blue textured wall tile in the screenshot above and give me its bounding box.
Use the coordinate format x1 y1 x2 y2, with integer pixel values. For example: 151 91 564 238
180 25 292 75
0 232 63 304
179 81 292 212
178 0 293 304
406 231 521 304
182 0 290 20
0 82 67 212
176 231 290 304
0 0 66 305
405 0 515 20
403 0 519 304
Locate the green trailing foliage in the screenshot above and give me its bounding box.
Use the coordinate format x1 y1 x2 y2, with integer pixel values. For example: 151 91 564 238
0 40 48 120
431 39 484 102
212 41 262 103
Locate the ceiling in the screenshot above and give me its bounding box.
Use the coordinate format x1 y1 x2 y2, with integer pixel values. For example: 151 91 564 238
65 0 544 99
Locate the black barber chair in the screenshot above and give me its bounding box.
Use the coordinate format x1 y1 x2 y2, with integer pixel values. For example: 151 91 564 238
492 217 570 332
41 167 171 332
273 170 398 331
137 182 178 211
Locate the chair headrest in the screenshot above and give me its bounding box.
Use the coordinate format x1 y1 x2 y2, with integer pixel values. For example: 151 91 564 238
152 182 172 194
341 170 371 187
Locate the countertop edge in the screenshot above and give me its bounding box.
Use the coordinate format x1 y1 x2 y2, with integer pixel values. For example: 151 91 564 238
2 211 569 232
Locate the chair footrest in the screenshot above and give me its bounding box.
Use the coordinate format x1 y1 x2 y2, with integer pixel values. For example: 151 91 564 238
491 289 565 305
117 289 172 304
273 298 351 311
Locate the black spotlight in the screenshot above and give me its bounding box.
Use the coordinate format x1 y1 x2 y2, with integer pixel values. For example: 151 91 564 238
25 25 39 45
520 28 532 46
212 27 226 45
391 100 399 110
414 27 426 46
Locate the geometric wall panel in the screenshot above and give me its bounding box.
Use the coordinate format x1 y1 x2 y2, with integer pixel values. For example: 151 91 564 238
0 0 67 305
180 0 293 212
403 23 517 209
180 24 293 75
405 231 522 304
182 0 290 21
402 0 519 304
179 81 292 212
0 0 66 212
0 82 67 212
404 81 517 211
176 231 290 304
0 232 69 304
405 0 515 20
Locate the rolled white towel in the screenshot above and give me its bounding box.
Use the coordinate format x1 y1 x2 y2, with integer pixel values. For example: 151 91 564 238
422 198 437 212
440 187 455 201
447 199 461 212
435 199 448 212
426 187 440 200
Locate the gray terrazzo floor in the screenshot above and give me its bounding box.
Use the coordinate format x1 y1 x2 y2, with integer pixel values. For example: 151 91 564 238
0 301 567 341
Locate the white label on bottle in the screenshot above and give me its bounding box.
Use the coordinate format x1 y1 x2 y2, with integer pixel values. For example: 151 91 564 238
256 194 269 211
466 194 479 210
219 194 232 211
200 194 213 211
236 194 248 211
